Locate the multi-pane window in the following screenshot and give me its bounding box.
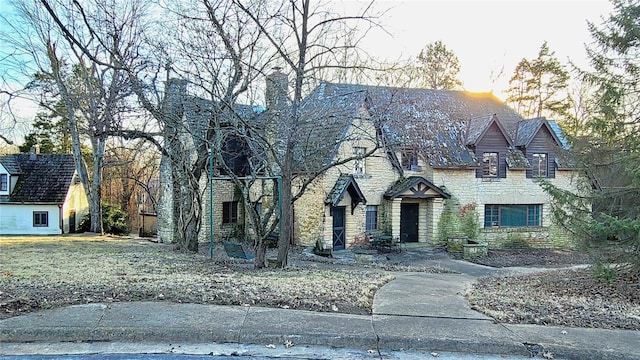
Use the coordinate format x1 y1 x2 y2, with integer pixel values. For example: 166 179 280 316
482 152 498 177
33 211 48 227
0 173 7 191
401 150 419 170
484 205 542 227
222 201 238 224
365 205 378 231
532 153 548 177
353 147 366 175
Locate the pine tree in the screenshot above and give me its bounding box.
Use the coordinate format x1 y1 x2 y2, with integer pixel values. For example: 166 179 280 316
541 0 640 275
414 41 462 90
506 41 571 120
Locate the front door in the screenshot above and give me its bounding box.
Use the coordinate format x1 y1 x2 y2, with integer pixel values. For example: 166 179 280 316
400 203 419 242
331 206 346 250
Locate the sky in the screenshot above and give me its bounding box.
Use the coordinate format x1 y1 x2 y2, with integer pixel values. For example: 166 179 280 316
347 0 613 99
0 0 615 144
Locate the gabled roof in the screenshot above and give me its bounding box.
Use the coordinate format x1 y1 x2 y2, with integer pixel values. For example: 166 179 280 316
294 84 368 173
300 83 525 169
0 155 21 174
384 176 450 199
0 154 77 203
466 114 514 147
515 117 564 148
325 174 367 214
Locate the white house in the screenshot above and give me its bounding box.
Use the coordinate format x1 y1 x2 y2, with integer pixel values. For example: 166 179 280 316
0 150 88 235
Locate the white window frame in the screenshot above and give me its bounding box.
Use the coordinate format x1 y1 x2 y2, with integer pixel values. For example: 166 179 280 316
483 152 499 177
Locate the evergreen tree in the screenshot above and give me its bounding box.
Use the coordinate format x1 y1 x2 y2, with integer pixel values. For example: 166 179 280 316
414 41 462 90
506 41 571 120
541 0 640 276
20 101 71 154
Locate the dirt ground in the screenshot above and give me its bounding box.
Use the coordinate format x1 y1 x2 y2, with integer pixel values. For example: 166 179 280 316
464 248 591 268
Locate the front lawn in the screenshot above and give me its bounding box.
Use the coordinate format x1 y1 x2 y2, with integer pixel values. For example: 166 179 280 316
0 235 394 318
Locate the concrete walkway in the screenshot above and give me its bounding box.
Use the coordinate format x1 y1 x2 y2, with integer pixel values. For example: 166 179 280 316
1 252 638 359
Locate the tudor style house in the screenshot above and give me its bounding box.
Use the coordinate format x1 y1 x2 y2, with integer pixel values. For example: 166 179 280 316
157 75 583 251
288 83 582 250
0 148 88 235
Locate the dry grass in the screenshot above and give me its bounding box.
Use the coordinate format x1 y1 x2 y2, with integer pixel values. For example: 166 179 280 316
0 235 394 318
467 269 640 330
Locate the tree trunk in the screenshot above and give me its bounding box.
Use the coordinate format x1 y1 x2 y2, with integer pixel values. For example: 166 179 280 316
276 166 293 267
170 160 202 252
89 137 105 234
254 240 267 268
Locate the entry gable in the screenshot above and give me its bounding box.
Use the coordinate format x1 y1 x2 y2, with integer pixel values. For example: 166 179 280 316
384 176 450 199
325 174 367 214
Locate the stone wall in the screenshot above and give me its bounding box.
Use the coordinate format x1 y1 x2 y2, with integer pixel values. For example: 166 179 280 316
156 156 173 244
293 111 403 249
431 167 583 248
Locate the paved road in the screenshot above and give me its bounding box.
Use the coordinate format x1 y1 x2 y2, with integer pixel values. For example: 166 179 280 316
0 341 539 360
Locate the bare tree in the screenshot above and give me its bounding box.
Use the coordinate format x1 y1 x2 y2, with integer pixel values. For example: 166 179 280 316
235 0 382 267
8 0 140 233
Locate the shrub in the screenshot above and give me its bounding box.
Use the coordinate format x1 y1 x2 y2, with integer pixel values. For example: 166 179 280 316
79 203 130 235
459 203 479 240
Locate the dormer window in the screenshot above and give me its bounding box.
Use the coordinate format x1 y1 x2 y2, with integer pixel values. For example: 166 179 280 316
353 147 366 175
483 152 498 177
401 150 419 171
532 153 548 177
0 173 7 191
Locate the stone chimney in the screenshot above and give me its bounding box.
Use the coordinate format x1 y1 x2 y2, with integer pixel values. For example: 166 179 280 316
29 144 40 160
163 78 188 121
265 68 289 111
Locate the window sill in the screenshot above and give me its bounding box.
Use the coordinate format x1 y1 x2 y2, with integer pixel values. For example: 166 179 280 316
481 177 501 182
482 226 545 232
353 174 371 180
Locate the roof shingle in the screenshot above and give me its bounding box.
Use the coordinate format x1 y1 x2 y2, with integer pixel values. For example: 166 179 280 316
0 154 77 203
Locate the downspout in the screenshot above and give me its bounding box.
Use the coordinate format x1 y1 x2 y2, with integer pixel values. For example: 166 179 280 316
277 176 282 235
209 148 214 259
58 204 63 234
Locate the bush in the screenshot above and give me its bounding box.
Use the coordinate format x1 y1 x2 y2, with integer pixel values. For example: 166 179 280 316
459 203 479 240
79 203 130 235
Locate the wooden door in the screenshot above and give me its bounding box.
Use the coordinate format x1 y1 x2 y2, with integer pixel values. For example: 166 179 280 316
400 203 419 242
331 206 346 250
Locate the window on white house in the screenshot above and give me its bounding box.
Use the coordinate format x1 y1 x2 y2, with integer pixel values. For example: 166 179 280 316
33 211 48 227
482 152 499 177
365 205 378 231
484 204 542 227
0 173 7 191
222 201 238 224
353 147 366 175
401 150 419 170
532 153 548 177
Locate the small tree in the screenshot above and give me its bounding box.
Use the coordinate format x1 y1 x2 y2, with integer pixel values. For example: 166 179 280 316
413 41 462 90
458 203 479 241
438 198 459 243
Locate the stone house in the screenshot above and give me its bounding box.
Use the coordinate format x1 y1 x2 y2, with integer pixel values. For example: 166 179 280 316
157 77 583 250
289 83 582 250
0 148 88 235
